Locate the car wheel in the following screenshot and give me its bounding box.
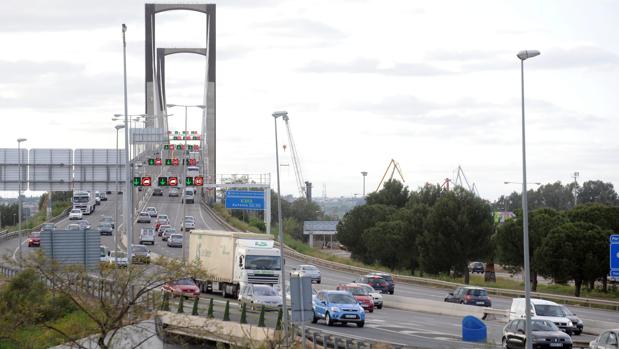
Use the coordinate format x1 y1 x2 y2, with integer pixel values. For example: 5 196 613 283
317 280 321 284
574 330 581 336
311 312 318 324
369 308 373 313
501 337 507 349
356 321 365 328
378 304 383 309
389 290 394 295
325 312 333 326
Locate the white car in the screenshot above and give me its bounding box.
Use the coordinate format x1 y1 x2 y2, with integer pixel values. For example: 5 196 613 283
145 207 158 218
69 209 83 220
239 284 283 310
105 251 128 267
137 212 151 223
182 219 195 232
358 284 383 309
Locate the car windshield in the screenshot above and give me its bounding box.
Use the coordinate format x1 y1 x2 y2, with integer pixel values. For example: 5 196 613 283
303 265 318 270
348 287 369 296
100 223 112 228
142 230 154 236
327 294 356 304
164 228 176 233
560 306 574 316
73 196 89 203
71 210 81 213
359 284 374 293
31 232 40 237
531 320 559 331
534 304 564 317
111 252 127 258
133 245 148 252
254 286 277 296
42 224 55 230
185 216 195 221
245 255 281 270
174 279 195 286
159 215 168 219
170 234 182 240
368 277 385 284
467 289 488 296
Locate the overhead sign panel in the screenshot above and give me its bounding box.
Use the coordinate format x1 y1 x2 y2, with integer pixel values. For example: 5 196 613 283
225 190 265 210
28 149 73 191
74 149 126 191
0 148 28 190
132 128 165 144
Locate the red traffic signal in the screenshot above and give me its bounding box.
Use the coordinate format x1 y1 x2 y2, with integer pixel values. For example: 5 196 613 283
194 176 204 186
172 158 180 166
168 176 178 186
141 177 152 186
154 158 162 166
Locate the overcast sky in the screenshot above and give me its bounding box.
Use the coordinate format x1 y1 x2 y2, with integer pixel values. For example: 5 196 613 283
1 0 618 200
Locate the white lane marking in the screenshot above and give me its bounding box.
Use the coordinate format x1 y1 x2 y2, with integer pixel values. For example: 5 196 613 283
198 203 214 230
12 237 27 262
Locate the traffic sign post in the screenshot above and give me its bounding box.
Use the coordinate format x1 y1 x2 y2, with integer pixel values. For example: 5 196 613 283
611 235 619 277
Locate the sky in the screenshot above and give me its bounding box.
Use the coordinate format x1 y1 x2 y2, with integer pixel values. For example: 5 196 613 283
1 0 618 201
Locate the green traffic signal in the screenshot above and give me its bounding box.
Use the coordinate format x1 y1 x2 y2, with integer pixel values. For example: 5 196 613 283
158 177 168 186
185 177 193 186
165 159 172 166
133 177 141 187
148 158 155 166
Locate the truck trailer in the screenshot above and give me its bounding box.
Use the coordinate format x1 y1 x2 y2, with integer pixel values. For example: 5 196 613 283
187 230 282 299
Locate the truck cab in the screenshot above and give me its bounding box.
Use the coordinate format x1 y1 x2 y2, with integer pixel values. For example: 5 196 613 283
235 240 282 291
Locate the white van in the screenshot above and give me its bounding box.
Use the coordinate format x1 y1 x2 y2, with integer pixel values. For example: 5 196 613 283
509 298 574 335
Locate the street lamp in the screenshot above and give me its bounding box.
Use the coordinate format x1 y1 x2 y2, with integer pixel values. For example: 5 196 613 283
166 104 206 262
114 124 125 264
272 110 289 342
121 23 133 265
17 137 27 264
361 171 368 197
517 49 540 349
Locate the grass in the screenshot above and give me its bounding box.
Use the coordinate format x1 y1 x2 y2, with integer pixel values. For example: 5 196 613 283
0 310 99 349
1 201 71 233
212 204 262 234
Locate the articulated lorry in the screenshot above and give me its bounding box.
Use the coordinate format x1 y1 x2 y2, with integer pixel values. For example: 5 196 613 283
72 191 96 215
188 230 282 299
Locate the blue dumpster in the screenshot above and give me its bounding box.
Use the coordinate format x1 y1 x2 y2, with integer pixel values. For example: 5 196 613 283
462 315 487 342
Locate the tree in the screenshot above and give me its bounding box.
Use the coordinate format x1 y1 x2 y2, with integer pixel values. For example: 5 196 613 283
577 180 619 205
418 188 494 284
495 208 567 291
388 204 429 274
336 204 395 263
366 179 409 208
407 183 445 208
535 222 610 296
362 220 408 270
533 181 575 210
566 203 619 232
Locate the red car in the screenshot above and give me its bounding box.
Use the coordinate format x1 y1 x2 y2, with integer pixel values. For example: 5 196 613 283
28 232 41 247
162 279 200 298
336 283 374 312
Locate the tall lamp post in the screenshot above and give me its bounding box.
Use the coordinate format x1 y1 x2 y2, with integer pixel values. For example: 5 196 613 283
166 103 206 262
517 49 540 349
121 23 133 264
361 171 368 197
17 137 27 264
114 124 125 263
272 110 289 342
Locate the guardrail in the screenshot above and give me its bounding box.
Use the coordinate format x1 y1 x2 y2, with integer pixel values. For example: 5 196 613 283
199 201 238 232
0 206 72 243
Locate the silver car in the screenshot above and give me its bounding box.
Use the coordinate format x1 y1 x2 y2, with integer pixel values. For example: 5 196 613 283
131 244 151 264
167 234 183 248
139 228 155 245
182 219 195 232
98 223 113 236
145 207 158 217
294 264 321 283
240 284 282 310
137 212 151 223
162 227 177 241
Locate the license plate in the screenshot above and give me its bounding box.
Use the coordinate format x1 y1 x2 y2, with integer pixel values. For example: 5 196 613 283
344 315 356 319
476 301 485 305
549 343 562 347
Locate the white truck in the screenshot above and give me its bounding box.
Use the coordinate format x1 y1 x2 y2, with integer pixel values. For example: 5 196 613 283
188 230 282 299
72 191 96 215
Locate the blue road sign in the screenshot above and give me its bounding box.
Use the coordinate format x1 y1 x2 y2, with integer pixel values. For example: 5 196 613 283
225 190 265 210
610 235 619 276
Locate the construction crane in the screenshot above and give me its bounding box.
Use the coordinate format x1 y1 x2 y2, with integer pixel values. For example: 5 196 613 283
441 165 479 196
282 114 312 200
375 159 406 192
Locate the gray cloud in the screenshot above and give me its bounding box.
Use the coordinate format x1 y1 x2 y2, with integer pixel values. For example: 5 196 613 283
0 60 82 83
255 18 346 39
300 58 453 76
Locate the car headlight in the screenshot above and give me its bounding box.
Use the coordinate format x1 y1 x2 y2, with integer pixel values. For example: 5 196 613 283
567 320 573 327
330 306 340 313
531 337 544 343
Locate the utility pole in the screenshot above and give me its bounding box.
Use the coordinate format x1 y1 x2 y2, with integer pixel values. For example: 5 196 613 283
572 171 579 207
361 171 368 197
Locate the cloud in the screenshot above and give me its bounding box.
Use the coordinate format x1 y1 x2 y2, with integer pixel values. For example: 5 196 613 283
0 60 82 83
255 18 346 39
300 58 452 76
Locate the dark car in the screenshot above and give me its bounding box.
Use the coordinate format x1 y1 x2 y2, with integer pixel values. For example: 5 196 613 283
153 188 163 196
98 223 113 236
356 275 389 294
336 283 374 312
131 244 151 264
28 232 41 247
369 272 395 294
444 286 491 307
469 261 485 274
560 305 583 335
502 319 572 349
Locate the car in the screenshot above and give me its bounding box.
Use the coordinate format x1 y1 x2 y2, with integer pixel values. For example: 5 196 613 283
105 251 128 268
100 245 110 263
182 218 195 232
560 305 583 335
469 261 485 274
589 329 619 349
94 191 101 205
158 224 172 237
167 234 183 248
336 283 374 312
69 209 83 220
78 220 91 230
182 188 195 204
137 212 151 223
356 284 383 309
169 188 180 197
509 298 574 335
28 232 41 247
131 244 151 264
161 227 176 241
368 272 395 294
356 275 390 294
155 214 169 231
145 207 158 217
99 192 107 201
162 278 200 298
275 284 317 303
444 286 492 307
40 223 56 231
293 264 321 283
98 223 113 236
67 223 81 231
239 284 282 310
312 290 366 327
101 216 114 229
106 190 112 194
153 188 163 196
502 319 572 349
139 228 155 245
